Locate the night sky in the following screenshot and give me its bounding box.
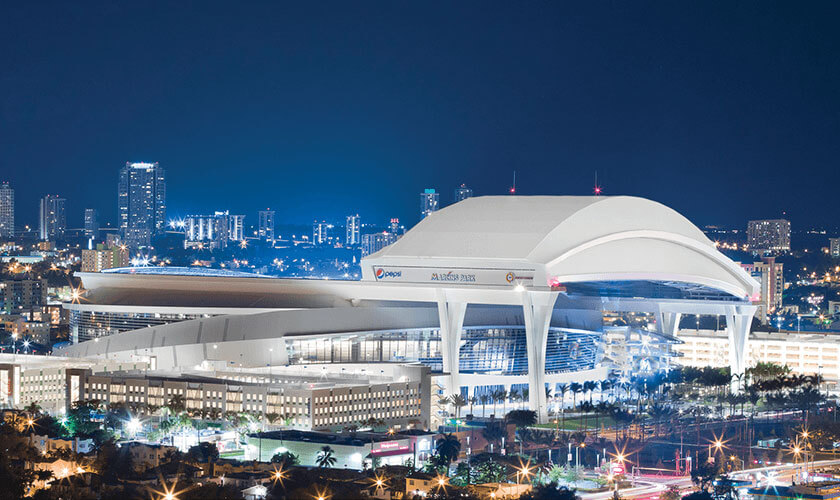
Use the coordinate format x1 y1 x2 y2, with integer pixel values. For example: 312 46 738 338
2 2 839 229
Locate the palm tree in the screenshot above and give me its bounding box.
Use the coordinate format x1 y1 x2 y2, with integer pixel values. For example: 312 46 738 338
570 383 583 410
450 394 467 420
435 433 461 466
316 445 337 468
493 389 508 416
584 381 596 404
265 412 282 426
479 395 490 417
166 394 187 415
468 396 477 417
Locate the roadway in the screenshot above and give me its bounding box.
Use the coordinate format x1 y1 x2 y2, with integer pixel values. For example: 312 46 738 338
580 458 840 500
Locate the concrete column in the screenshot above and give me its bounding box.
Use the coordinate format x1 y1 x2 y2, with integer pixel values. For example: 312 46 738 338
522 290 559 423
436 292 467 397
726 305 757 392
658 311 682 337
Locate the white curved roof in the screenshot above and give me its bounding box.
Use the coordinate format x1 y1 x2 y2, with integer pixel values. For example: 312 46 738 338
362 195 759 299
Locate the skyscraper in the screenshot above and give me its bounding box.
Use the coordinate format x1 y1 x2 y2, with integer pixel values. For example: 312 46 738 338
39 195 66 241
346 215 360 246
831 238 840 258
420 188 439 219
84 208 99 240
258 210 275 241
313 220 332 246
118 162 166 248
742 256 784 323
228 214 245 242
361 231 399 257
0 182 14 239
454 184 473 203
389 218 403 235
747 219 791 253
0 183 13 238
184 212 234 250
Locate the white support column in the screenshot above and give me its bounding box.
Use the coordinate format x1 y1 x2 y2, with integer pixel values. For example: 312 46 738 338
726 305 757 392
436 291 467 398
658 311 682 337
522 290 559 423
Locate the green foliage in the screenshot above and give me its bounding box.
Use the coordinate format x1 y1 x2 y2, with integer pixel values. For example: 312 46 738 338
316 445 337 468
271 450 300 467
435 433 462 466
188 442 220 463
66 399 102 436
661 485 682 500
507 409 538 428
519 484 580 500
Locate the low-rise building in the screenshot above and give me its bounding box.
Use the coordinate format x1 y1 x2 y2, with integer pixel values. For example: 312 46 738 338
81 245 129 272
121 442 178 472
246 429 436 469
674 329 840 381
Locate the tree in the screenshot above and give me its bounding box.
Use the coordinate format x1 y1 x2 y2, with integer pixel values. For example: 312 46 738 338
507 410 537 428
66 399 102 436
570 383 583 409
482 424 506 453
520 485 579 500
271 450 300 468
450 394 468 420
661 485 682 500
188 441 219 463
435 433 462 466
316 445 337 468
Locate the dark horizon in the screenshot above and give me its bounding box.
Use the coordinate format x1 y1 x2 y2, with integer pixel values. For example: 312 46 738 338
3 2 840 230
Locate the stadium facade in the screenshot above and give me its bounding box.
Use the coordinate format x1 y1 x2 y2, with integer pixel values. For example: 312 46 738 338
58 196 759 421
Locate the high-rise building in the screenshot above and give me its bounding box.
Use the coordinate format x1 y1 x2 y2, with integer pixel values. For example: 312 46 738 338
742 256 784 323
830 238 840 258
84 208 99 240
118 162 166 248
454 184 473 203
258 210 275 241
184 211 243 250
0 182 13 238
747 219 791 253
39 195 66 241
361 231 399 257
389 218 404 236
0 278 47 315
228 214 245 242
420 189 439 219
81 245 130 272
313 220 333 246
346 215 360 246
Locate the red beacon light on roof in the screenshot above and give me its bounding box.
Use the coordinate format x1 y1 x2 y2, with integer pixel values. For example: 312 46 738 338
548 278 566 292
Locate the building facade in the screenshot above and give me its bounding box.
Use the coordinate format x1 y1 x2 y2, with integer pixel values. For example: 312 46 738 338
0 182 13 238
831 238 840 258
84 208 99 240
258 210 275 241
312 220 332 246
741 256 784 322
81 245 130 273
0 279 47 315
39 195 66 241
674 329 840 383
346 215 360 246
420 189 439 219
747 219 791 253
454 184 473 203
184 212 243 250
361 232 398 257
118 162 166 248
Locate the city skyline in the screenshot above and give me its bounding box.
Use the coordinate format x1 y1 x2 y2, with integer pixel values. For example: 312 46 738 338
3 3 840 229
